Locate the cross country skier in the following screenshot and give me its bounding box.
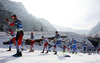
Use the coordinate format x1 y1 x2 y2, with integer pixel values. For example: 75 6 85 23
41 36 49 53
6 15 24 57
7 29 16 51
54 31 64 55
82 42 87 53
71 38 77 54
28 32 35 52
87 45 92 55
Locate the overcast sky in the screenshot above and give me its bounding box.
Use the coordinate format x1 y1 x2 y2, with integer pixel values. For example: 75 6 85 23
11 0 100 30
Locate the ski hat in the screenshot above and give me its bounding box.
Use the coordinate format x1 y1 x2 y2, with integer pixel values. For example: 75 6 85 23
72 38 74 40
42 36 44 38
55 31 58 33
31 32 33 35
11 15 17 19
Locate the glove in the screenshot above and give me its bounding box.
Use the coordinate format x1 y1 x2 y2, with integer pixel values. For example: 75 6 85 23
6 19 9 22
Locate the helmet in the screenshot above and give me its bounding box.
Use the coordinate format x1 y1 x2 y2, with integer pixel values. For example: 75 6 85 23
55 31 58 33
31 32 33 35
11 15 17 19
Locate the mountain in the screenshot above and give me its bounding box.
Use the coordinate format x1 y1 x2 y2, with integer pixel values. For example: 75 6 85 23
0 2 15 31
38 18 56 31
53 24 90 35
0 0 56 31
89 21 100 36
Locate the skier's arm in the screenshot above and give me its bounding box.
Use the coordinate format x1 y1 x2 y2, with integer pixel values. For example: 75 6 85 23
6 18 15 26
75 40 77 44
8 22 15 26
7 32 11 35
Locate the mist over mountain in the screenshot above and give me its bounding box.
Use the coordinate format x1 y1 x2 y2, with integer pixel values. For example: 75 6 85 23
0 0 56 31
53 24 90 35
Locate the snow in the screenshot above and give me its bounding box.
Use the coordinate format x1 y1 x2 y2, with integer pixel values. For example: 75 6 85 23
0 48 100 63
0 32 100 63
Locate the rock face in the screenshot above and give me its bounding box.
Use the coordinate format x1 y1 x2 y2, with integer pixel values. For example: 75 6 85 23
0 0 56 31
89 21 100 36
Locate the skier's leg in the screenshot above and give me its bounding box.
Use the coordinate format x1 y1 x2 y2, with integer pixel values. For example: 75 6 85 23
72 45 74 52
30 41 35 52
14 31 23 57
48 44 50 50
12 37 16 46
75 45 76 52
41 43 46 53
17 31 23 56
75 45 77 54
53 45 56 52
7 40 13 51
59 41 64 50
29 41 33 52
55 42 58 52
45 42 49 53
84 47 86 53
54 42 58 54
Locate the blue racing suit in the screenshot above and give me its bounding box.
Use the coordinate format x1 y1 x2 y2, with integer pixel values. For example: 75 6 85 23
71 40 77 52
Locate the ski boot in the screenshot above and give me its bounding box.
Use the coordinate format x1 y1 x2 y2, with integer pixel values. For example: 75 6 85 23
45 50 48 53
13 52 22 57
54 52 57 55
63 50 65 53
53 50 55 52
12 53 18 57
75 52 77 54
41 50 44 53
18 52 22 57
7 49 11 51
29 49 34 52
72 52 74 54
29 50 33 52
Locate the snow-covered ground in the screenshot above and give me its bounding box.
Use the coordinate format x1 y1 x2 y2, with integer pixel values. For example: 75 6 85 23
0 32 100 63
0 48 100 63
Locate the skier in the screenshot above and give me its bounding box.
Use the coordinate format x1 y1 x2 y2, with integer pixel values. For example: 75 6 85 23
41 36 49 53
28 32 35 52
71 38 77 54
82 42 87 53
6 15 24 57
7 29 16 51
54 31 64 55
87 45 92 55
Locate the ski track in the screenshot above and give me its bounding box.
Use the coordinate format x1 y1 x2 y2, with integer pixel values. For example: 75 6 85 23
0 48 100 63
